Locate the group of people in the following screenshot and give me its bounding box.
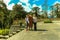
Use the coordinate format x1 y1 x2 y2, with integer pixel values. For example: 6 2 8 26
25 14 37 31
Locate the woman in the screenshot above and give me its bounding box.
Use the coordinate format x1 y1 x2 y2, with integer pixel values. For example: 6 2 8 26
28 15 33 30
25 15 29 31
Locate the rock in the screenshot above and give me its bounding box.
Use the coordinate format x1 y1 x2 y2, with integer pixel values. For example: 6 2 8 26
9 34 13 37
9 25 20 34
4 35 9 39
16 30 20 33
12 32 16 35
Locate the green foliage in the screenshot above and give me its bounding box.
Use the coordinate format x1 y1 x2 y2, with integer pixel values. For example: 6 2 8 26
53 3 60 18
13 4 26 19
0 1 6 11
0 29 9 35
44 19 52 23
32 7 40 17
0 1 9 29
0 21 2 29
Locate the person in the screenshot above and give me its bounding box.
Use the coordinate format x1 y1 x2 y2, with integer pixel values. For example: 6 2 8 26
25 15 29 31
28 15 33 30
33 15 37 31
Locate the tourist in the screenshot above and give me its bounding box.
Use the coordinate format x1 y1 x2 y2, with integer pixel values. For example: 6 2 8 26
33 15 37 31
25 15 29 31
28 15 33 30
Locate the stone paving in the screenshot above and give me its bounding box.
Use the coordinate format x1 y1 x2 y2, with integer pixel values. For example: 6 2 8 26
0 39 6 40
1 21 60 40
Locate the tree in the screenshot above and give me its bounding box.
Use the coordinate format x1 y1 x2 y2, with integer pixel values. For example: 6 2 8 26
32 7 40 17
0 1 9 29
50 6 55 18
13 4 25 19
42 0 48 18
54 3 60 18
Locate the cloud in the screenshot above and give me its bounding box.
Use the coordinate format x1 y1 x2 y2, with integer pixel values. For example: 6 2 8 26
20 0 30 6
39 5 42 11
32 4 38 7
20 0 31 12
24 6 31 12
3 0 41 12
53 1 60 5
32 4 42 11
17 2 22 5
8 0 20 5
3 0 42 12
20 0 28 3
3 0 11 5
7 3 15 10
22 4 31 12
3 0 31 12
33 0 39 2
47 10 51 14
3 0 14 10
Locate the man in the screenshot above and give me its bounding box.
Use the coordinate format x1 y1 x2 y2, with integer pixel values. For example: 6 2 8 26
33 15 37 31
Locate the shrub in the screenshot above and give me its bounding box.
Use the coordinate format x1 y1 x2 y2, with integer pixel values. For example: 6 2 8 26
44 19 52 23
0 29 9 35
0 30 3 35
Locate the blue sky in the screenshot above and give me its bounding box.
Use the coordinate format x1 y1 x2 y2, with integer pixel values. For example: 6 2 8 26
3 0 60 12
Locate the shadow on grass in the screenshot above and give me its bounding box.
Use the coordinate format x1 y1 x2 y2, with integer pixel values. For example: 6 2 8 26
30 29 48 31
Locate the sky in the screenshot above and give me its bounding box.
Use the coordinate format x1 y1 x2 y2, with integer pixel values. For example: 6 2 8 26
3 0 60 12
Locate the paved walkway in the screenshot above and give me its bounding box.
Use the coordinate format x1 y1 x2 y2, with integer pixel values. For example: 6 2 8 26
0 39 6 40
1 21 60 40
7 21 60 40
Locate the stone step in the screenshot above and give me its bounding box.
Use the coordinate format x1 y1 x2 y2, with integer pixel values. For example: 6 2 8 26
7 29 26 40
0 35 9 39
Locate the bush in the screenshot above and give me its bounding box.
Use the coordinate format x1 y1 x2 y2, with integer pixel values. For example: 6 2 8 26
0 29 9 35
44 19 52 23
